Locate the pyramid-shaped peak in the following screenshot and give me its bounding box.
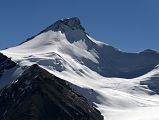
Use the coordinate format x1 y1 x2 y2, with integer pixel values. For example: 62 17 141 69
46 17 85 32
61 17 81 26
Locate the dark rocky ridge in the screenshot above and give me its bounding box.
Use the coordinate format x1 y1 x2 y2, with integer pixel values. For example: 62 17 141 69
0 64 103 120
0 53 16 77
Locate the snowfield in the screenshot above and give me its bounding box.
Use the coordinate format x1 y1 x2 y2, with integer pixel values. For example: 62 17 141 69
1 17 159 120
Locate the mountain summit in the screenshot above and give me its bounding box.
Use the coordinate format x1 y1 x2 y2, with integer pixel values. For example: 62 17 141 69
46 17 85 32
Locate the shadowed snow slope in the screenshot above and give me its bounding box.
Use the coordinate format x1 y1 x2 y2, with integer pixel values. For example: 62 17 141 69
1 17 159 120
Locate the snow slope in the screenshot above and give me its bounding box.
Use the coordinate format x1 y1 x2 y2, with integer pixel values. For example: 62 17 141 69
1 17 159 120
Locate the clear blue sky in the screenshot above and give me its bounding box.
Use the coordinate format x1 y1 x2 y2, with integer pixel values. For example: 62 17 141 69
0 0 159 52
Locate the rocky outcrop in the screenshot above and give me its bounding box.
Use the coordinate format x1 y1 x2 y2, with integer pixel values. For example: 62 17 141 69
49 17 85 32
0 53 16 77
0 64 103 120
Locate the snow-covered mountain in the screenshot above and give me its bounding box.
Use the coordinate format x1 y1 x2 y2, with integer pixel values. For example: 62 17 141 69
0 17 159 120
2 17 159 79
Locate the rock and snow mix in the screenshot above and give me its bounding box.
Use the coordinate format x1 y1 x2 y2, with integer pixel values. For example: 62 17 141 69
0 17 159 120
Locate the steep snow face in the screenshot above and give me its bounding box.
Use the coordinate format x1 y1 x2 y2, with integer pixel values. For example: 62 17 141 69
2 17 159 79
1 17 159 120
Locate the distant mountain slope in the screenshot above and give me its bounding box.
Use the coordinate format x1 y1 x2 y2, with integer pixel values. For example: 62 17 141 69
0 64 103 120
140 65 159 94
